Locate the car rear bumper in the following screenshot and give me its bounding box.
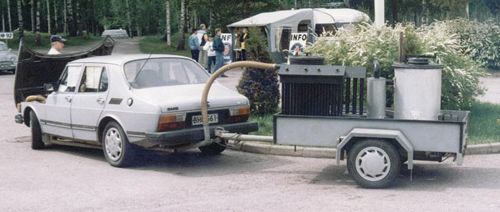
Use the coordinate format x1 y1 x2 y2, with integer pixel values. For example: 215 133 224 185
128 122 258 148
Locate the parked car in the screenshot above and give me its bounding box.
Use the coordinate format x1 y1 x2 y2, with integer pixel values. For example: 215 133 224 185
101 29 129 39
15 54 257 167
0 41 17 74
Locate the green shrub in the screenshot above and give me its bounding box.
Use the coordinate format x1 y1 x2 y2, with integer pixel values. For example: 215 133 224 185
308 22 486 110
237 27 280 115
433 19 500 70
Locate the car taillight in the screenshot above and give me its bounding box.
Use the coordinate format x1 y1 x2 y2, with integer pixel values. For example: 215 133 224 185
157 113 186 132
227 106 250 123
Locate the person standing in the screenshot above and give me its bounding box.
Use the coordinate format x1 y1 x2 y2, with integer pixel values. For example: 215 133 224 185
203 36 216 73
47 35 66 55
239 28 249 61
188 29 200 62
199 33 209 68
213 28 225 72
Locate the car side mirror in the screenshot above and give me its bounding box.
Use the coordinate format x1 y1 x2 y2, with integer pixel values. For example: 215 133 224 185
43 83 55 93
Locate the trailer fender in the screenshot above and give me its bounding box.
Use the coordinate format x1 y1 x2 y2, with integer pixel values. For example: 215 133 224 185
336 128 414 170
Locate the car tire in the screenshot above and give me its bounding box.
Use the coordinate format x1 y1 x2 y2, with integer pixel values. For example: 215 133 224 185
199 138 227 155
347 139 401 188
102 121 136 167
30 111 45 150
10 69 15 74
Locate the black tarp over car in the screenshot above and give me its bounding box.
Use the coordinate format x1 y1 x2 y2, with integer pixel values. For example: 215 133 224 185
13 36 115 106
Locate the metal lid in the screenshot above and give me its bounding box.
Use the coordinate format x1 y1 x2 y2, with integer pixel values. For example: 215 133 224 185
408 57 429 65
393 57 443 69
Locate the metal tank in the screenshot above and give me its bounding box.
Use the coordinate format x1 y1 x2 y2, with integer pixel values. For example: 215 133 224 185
367 61 386 119
393 57 443 120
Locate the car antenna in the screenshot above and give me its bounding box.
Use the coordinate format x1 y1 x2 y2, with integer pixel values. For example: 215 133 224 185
131 52 153 89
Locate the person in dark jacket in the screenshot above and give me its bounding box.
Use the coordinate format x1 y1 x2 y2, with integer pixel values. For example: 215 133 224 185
213 28 225 72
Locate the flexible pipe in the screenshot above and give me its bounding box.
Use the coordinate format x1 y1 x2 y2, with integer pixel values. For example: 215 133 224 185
25 95 46 103
216 132 274 143
200 61 278 145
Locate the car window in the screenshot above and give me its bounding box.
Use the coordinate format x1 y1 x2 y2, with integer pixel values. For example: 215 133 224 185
124 58 209 89
99 69 109 92
79 66 107 93
58 66 82 93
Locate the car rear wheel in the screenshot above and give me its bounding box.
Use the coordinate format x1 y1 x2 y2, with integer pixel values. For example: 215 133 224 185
347 139 401 188
199 138 227 155
102 121 136 167
30 111 45 149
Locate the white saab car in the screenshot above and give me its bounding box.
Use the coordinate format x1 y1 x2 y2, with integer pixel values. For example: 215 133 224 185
15 54 257 167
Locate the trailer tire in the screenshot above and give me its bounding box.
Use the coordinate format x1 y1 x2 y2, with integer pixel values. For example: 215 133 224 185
347 139 400 188
199 138 226 155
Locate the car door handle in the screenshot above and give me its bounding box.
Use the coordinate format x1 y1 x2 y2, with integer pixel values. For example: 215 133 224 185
97 98 105 104
65 96 72 103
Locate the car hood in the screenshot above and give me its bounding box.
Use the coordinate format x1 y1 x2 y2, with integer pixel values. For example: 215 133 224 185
13 36 115 106
132 83 249 112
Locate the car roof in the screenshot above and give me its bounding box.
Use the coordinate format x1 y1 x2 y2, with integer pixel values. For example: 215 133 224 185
68 54 192 66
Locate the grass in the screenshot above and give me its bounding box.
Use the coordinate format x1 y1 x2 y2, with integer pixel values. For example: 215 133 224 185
249 113 274 136
138 33 190 57
468 102 500 144
249 102 500 144
4 31 101 51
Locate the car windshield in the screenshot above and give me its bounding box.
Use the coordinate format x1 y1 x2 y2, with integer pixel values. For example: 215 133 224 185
124 58 209 89
0 43 7 51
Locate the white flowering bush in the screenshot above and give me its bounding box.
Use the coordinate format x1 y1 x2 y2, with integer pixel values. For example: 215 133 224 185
308 22 486 110
433 19 500 69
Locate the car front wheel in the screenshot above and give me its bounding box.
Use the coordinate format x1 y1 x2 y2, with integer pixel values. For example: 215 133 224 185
30 111 45 149
102 121 136 167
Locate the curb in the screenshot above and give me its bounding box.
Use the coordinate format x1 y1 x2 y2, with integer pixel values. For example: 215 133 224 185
227 140 500 159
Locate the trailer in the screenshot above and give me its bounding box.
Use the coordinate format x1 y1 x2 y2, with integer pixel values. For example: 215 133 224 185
200 57 469 188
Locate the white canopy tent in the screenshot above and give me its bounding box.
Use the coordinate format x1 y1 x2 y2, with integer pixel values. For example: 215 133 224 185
227 8 370 62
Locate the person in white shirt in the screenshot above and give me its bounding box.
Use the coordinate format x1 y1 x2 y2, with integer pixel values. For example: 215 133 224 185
203 36 217 73
47 35 66 55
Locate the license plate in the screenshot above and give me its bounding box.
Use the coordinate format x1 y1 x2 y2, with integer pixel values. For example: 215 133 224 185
192 114 218 126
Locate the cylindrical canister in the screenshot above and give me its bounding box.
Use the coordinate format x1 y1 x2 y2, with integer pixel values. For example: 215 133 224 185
367 77 386 119
393 58 443 120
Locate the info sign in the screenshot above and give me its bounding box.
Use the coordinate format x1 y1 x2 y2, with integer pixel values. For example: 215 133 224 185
221 33 232 64
288 33 308 56
0 32 14 40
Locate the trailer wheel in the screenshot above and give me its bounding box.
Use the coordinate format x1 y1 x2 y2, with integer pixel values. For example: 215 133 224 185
199 138 226 155
347 139 400 188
